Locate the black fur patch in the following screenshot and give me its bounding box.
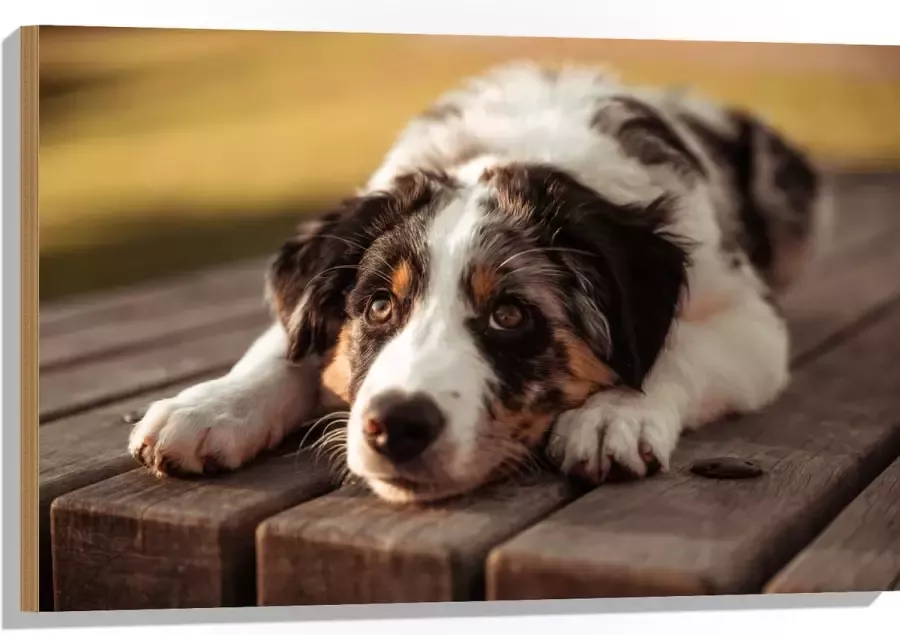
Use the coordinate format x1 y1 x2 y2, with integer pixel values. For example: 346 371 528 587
591 96 706 178
482 164 692 391
680 110 820 286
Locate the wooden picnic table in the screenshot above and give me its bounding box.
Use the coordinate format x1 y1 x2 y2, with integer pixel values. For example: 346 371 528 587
39 171 900 611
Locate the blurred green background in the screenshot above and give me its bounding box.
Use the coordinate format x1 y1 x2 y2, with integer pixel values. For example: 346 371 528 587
39 26 900 303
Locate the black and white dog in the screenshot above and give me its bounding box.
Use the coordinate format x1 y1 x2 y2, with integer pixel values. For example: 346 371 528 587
129 62 831 503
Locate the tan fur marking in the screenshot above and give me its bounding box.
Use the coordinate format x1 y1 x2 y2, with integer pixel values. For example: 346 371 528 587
470 264 498 308
391 260 413 301
490 403 554 448
557 331 618 405
319 323 352 411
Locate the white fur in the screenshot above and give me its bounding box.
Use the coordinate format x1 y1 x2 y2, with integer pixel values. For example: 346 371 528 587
128 323 319 473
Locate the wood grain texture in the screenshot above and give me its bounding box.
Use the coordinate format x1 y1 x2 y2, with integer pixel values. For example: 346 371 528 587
784 226 900 361
38 376 223 610
257 476 577 605
51 450 335 610
807 172 900 264
39 256 267 337
781 173 900 359
39 317 268 422
486 304 900 600
764 457 900 593
21 24 40 613
40 294 266 371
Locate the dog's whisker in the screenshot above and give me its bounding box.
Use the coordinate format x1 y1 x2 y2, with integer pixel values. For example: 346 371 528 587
298 412 350 448
301 265 361 295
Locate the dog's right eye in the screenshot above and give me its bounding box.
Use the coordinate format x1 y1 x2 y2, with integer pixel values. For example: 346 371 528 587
366 292 394 325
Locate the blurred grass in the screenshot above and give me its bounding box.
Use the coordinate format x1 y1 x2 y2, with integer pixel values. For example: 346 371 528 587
38 27 900 302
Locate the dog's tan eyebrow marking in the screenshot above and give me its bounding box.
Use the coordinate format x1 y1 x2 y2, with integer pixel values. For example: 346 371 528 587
391 259 414 301
469 264 499 309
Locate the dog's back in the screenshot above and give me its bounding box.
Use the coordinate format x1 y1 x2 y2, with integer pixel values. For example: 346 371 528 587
367 61 832 294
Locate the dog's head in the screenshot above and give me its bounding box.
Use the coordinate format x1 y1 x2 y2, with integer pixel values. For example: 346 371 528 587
267 163 689 503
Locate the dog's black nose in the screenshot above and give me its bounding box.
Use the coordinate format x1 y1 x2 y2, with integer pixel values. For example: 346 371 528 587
363 391 445 464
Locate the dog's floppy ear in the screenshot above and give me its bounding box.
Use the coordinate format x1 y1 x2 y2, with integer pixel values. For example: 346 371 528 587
266 197 384 362
560 201 689 391
524 169 690 391
487 165 690 390
266 174 440 362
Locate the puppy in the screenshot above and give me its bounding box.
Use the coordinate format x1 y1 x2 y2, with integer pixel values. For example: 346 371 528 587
129 62 831 503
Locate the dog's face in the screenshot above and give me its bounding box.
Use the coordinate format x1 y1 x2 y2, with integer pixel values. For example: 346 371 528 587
267 164 689 503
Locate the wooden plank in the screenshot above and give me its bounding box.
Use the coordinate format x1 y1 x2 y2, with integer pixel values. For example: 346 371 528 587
256 477 577 605
38 378 223 610
40 294 265 370
51 451 336 611
486 303 900 599
784 225 900 360
39 256 267 337
809 172 900 265
764 457 900 593
39 316 269 423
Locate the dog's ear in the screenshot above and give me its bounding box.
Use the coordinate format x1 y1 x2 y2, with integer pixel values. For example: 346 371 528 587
505 167 690 391
560 199 689 391
266 197 384 362
266 173 441 362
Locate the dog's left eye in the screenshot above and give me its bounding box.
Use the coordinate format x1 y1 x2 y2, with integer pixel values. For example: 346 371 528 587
489 300 528 331
366 292 394 324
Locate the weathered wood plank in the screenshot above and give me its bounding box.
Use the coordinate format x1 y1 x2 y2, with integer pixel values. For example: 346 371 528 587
764 456 900 593
784 226 900 360
39 317 269 423
39 256 267 337
486 303 900 599
807 172 900 266
40 295 266 371
256 477 577 605
51 450 335 611
38 377 225 610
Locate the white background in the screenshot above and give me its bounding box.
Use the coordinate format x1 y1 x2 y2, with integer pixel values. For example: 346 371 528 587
1 0 898 633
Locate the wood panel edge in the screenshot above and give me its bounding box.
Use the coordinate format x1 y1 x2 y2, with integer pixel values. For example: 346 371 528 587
21 24 40 612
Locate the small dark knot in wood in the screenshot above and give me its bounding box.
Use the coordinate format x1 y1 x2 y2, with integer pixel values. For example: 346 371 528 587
690 457 763 479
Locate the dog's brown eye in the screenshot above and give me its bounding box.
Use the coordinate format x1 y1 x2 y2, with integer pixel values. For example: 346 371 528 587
489 302 526 330
367 293 394 324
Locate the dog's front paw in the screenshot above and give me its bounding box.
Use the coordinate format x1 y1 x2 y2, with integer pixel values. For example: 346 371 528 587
127 379 274 478
546 392 682 485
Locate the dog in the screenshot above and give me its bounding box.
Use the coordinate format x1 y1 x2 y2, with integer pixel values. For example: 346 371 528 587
128 62 831 504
